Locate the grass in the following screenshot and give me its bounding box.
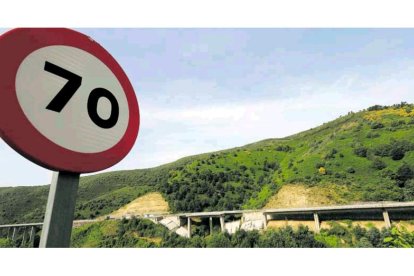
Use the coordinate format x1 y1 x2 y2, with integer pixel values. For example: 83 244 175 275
1 103 414 225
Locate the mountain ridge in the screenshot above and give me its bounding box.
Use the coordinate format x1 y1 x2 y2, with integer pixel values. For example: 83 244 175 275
1 102 414 225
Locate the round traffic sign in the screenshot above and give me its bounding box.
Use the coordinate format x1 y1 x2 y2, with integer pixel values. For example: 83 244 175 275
0 28 140 173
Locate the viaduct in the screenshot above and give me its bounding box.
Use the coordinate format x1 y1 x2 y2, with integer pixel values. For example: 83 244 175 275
1 201 413 246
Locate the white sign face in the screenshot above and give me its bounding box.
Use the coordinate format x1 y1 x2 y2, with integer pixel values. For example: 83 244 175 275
15 45 130 153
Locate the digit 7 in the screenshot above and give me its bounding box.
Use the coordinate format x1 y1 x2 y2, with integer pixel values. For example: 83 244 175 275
44 61 82 112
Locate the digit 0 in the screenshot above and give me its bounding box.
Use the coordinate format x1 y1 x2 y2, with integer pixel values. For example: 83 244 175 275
87 88 119 129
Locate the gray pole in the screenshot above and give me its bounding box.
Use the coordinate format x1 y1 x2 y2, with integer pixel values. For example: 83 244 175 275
39 171 80 248
21 227 26 246
11 227 17 241
7 227 11 239
187 217 191 238
29 226 36 248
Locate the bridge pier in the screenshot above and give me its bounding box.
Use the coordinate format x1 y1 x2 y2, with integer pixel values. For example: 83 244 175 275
382 209 391 229
29 226 36 247
11 227 17 241
263 213 268 230
209 217 213 235
21 227 27 246
220 216 225 233
187 217 191 238
313 213 320 234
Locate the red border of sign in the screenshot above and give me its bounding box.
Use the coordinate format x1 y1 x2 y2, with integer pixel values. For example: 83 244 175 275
0 28 140 173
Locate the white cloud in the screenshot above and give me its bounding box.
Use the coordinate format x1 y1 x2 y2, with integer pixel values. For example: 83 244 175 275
114 65 414 172
2 43 414 186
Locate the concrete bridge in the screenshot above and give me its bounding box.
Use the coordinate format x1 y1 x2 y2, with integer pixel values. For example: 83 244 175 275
148 201 414 238
0 222 42 247
0 219 95 247
1 201 414 245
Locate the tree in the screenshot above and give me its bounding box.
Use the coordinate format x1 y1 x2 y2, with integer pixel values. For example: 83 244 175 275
354 147 368 157
366 227 381 247
370 122 384 129
206 232 232 248
403 179 414 200
346 167 356 174
390 147 405 161
396 164 414 187
231 230 260 248
355 237 374 248
371 158 387 170
383 227 414 248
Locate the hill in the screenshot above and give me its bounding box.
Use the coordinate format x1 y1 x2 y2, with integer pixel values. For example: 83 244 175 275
69 217 414 248
1 102 414 225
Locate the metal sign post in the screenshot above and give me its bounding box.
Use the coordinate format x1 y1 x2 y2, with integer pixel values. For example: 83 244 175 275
1 28 140 248
40 172 80 248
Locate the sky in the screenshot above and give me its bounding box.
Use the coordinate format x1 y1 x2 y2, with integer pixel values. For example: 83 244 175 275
1 28 414 187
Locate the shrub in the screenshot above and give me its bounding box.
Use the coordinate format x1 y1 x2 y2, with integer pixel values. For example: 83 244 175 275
366 227 381 247
390 120 406 127
373 140 413 160
346 167 356 174
0 238 13 248
231 230 260 248
354 147 368 157
366 132 380 139
315 162 325 169
371 158 387 170
205 232 232 248
259 226 325 248
403 179 414 201
324 148 338 160
390 147 405 161
383 227 414 248
327 222 347 237
355 237 374 248
370 122 384 129
318 167 327 175
379 169 395 179
275 145 294 152
334 172 346 179
396 164 414 187
367 105 385 111
352 225 367 240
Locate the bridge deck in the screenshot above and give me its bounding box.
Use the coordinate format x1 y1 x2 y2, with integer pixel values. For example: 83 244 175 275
176 201 414 218
0 222 43 229
1 201 413 227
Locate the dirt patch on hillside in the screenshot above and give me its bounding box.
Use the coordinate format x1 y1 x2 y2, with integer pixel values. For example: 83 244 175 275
264 184 347 209
110 192 170 218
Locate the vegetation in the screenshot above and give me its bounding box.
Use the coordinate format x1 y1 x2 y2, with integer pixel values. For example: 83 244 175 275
69 218 414 248
2 217 413 248
3 217 411 248
1 103 414 225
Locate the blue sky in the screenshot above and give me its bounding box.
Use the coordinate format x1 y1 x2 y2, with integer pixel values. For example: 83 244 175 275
1 28 414 187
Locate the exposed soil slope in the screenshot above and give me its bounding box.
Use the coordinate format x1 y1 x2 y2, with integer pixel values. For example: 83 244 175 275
109 192 169 218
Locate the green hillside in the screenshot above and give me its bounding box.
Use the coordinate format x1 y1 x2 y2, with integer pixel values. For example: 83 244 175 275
1 102 414 225
68 217 413 248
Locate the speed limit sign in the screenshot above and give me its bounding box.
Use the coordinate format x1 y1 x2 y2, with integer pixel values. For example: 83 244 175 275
0 28 140 247
0 28 140 173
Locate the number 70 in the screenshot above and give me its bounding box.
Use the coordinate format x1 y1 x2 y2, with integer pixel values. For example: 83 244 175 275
44 61 119 129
